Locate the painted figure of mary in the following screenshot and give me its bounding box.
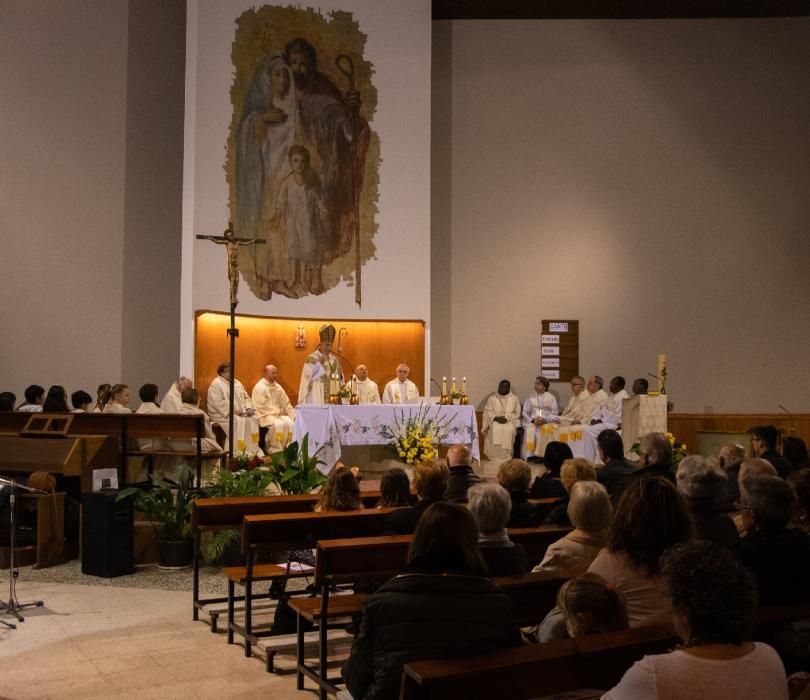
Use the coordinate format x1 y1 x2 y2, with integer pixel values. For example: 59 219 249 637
235 54 298 299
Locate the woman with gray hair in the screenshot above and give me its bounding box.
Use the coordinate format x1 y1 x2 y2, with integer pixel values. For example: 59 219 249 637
676 455 738 548
467 483 529 576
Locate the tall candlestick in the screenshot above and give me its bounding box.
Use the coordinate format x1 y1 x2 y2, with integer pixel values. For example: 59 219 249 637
657 353 666 392
441 377 447 395
451 377 457 394
462 377 467 394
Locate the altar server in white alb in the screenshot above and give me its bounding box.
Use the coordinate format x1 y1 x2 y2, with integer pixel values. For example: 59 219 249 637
352 364 380 405
298 324 343 405
206 362 254 437
522 376 559 458
160 376 192 413
482 379 522 461
382 364 419 404
251 364 295 452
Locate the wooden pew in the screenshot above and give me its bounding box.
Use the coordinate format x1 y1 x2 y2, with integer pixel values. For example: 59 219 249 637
400 600 810 699
227 508 398 666
293 527 572 698
190 492 391 628
0 411 224 487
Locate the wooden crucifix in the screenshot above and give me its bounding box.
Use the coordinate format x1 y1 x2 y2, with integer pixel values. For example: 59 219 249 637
196 224 265 458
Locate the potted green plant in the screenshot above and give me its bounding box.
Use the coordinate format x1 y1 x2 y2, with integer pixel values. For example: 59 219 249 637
267 434 328 494
117 463 197 569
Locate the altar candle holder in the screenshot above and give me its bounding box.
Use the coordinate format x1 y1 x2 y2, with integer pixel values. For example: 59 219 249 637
440 376 449 405
459 377 469 405
350 393 359 405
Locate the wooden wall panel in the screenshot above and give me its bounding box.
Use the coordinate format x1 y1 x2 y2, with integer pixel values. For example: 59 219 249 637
194 311 425 407
668 413 810 456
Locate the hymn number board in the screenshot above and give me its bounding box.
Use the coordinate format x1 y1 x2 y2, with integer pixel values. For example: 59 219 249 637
540 320 580 382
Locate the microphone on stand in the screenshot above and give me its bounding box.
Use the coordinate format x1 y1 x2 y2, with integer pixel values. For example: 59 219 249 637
778 404 791 415
430 378 443 393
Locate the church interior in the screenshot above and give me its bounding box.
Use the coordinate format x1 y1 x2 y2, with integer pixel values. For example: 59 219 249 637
1 0 809 698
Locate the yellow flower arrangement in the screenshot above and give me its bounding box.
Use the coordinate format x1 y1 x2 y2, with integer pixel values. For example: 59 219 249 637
379 404 455 465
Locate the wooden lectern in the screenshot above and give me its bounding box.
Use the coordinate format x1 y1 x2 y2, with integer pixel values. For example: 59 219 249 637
622 395 668 449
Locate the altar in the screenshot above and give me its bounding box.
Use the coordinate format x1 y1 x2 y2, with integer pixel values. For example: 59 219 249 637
293 404 480 472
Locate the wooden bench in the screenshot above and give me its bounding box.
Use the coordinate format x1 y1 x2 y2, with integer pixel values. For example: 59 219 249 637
400 600 810 699
190 492 393 628
293 527 572 699
0 411 225 487
228 508 398 668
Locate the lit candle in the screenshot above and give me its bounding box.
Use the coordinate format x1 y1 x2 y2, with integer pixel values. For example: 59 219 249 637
441 376 447 394
462 377 467 394
657 353 666 391
451 377 457 394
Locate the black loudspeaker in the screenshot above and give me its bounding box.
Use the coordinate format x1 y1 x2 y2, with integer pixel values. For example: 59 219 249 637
81 490 134 577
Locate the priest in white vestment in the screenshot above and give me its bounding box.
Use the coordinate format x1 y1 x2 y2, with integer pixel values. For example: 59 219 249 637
160 376 192 413
298 324 343 405
582 376 630 463
570 375 609 426
558 375 591 425
251 364 295 452
206 362 254 439
482 379 521 461
522 376 560 459
352 364 380 405
382 364 419 404
172 388 221 454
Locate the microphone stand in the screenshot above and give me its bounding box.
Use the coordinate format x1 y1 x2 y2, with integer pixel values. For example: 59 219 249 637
0 475 46 626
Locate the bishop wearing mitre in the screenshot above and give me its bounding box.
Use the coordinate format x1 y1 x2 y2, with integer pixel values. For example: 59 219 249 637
298 324 343 405
352 364 381 404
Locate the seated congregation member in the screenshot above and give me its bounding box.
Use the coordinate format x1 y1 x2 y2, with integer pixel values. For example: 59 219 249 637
737 474 810 605
93 383 111 412
381 363 418 404
628 432 675 484
717 441 746 507
529 441 571 499
787 469 810 535
676 455 738 548
17 384 44 412
377 467 411 508
733 458 777 535
534 480 612 577
467 483 528 576
784 436 810 471
521 375 558 459
750 424 794 478
342 502 521 699
444 444 482 503
596 429 636 503
544 458 597 525
384 460 448 534
0 392 16 411
352 364 380 405
315 466 363 512
70 389 92 412
173 388 220 453
103 384 132 413
557 572 628 638
588 476 694 628
42 385 69 412
207 362 254 439
497 458 542 528
482 379 521 461
603 542 788 700
251 364 295 452
160 376 192 413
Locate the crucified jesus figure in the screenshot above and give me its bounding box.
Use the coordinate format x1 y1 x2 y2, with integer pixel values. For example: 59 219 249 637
196 224 265 306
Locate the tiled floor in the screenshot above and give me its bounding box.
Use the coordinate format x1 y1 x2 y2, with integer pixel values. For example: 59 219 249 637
0 580 309 699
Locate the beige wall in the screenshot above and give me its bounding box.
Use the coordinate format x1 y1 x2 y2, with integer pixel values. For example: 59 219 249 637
432 19 810 413
0 0 185 405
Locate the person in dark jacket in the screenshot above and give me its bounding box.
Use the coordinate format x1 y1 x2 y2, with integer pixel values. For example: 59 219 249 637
444 444 483 502
627 432 675 485
384 460 448 534
675 455 738 548
497 458 542 527
738 474 810 605
596 430 637 503
783 437 810 472
342 502 522 699
749 424 794 479
468 483 529 575
529 441 570 499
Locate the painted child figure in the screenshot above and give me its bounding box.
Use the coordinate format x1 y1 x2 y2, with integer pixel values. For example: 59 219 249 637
273 144 327 295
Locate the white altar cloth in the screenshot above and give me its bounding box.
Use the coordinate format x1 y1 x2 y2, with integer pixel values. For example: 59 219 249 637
293 404 480 473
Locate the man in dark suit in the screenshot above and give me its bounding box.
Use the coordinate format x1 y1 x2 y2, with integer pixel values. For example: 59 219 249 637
750 425 794 479
384 461 449 535
596 429 637 502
